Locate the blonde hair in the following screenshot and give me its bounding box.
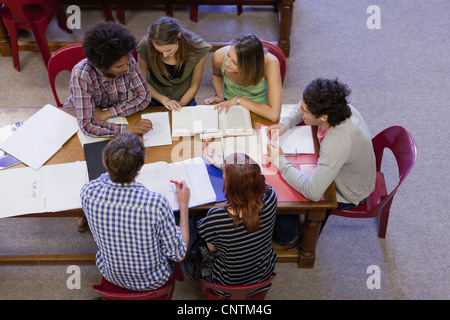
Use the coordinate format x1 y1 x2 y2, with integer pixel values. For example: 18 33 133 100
147 17 209 78
231 34 266 87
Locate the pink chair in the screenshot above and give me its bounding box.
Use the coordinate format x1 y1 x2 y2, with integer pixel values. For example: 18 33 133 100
320 126 417 238
92 263 184 300
260 40 286 86
47 43 85 107
200 274 276 300
0 0 72 71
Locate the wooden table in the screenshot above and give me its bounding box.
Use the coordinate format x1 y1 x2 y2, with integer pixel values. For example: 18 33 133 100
0 106 336 267
0 0 295 58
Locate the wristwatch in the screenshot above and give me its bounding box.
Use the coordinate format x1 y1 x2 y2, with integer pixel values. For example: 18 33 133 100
236 95 241 106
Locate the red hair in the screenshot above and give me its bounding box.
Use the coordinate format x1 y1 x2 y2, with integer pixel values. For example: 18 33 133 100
223 153 266 233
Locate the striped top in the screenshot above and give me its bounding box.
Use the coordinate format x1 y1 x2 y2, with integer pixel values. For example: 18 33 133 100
197 185 277 286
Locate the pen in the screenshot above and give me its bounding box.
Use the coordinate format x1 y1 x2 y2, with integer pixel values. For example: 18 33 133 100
170 179 182 186
205 139 211 157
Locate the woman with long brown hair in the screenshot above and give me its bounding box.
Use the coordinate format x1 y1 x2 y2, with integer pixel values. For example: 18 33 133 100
197 153 277 290
137 17 211 110
204 33 282 122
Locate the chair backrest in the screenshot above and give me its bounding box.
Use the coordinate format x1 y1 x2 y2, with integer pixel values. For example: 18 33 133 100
372 125 417 184
47 43 85 107
0 0 53 24
338 126 417 218
260 40 286 86
200 274 276 300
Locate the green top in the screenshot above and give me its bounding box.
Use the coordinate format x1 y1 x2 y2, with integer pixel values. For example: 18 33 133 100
136 37 211 102
221 48 269 104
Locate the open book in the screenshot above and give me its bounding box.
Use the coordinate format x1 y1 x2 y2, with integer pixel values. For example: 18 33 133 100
172 105 253 138
0 161 89 218
135 157 216 211
0 104 79 170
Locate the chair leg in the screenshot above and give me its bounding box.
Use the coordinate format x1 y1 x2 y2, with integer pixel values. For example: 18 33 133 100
165 0 173 17
55 1 73 33
190 0 199 22
118 4 125 24
5 24 21 71
378 198 393 239
30 24 51 68
102 4 114 22
237 0 243 15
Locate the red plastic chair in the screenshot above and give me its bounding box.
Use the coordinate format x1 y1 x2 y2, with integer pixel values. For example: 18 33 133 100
200 274 276 300
47 43 85 107
320 126 417 238
92 263 184 300
261 40 286 86
0 0 71 72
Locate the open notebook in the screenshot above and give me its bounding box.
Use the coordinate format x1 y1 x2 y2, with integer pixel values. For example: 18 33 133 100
0 104 79 170
172 105 253 138
136 157 217 211
0 161 88 218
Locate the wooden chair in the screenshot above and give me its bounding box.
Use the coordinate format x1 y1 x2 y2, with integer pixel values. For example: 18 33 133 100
200 274 276 300
320 126 417 238
47 43 85 107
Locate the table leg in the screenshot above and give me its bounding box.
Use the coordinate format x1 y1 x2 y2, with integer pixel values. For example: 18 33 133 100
278 0 295 57
298 208 325 268
0 17 12 57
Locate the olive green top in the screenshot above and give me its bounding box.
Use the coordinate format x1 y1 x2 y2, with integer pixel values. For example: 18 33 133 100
136 37 211 102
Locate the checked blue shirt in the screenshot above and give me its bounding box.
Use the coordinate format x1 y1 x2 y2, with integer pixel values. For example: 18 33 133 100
81 174 186 291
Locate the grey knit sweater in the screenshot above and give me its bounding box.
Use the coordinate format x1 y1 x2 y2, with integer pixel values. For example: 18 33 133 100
276 104 376 204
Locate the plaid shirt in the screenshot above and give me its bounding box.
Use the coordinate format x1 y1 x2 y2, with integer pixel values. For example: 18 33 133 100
64 55 151 137
81 174 186 291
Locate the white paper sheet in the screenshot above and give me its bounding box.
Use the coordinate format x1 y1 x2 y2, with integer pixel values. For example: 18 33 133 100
142 112 173 148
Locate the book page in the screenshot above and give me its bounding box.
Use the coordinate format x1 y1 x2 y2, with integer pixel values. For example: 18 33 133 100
172 107 195 137
182 157 216 206
222 135 262 168
219 105 253 136
41 161 89 212
194 105 219 133
141 112 172 147
0 166 46 218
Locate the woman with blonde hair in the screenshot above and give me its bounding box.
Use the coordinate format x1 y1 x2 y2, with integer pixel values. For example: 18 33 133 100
197 153 277 290
137 17 211 110
204 33 282 122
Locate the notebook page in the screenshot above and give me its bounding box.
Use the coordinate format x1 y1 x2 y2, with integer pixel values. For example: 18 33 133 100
136 161 178 210
141 112 172 147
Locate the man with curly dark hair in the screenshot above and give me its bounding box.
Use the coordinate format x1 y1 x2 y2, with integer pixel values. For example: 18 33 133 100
267 78 376 249
64 22 152 137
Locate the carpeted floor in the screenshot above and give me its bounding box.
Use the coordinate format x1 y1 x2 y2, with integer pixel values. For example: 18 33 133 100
0 1 448 301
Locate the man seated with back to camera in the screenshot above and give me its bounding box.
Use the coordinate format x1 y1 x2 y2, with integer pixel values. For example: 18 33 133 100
80 132 190 291
266 78 376 249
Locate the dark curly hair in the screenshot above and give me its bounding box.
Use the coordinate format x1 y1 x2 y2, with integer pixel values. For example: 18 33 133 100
303 78 352 127
83 22 136 70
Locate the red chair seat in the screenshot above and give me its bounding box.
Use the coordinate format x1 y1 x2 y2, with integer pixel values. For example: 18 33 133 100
200 274 276 300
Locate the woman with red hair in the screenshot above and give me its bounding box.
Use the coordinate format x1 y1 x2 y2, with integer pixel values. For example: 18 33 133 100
197 153 277 292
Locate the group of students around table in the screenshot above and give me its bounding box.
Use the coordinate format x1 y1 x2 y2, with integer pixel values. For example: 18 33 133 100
66 18 376 293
